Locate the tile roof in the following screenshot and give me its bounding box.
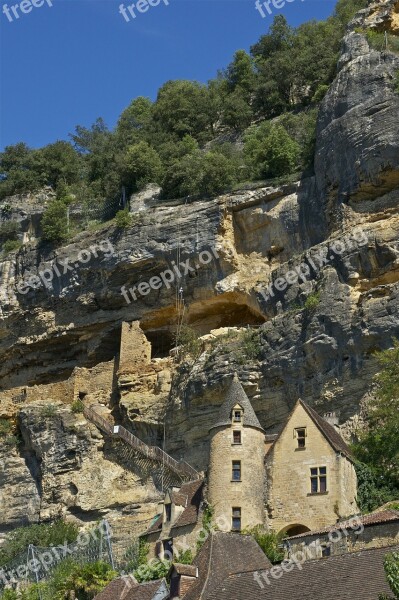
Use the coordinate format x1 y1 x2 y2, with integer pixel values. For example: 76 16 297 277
288 509 399 539
93 577 136 600
93 578 167 600
145 513 163 535
143 480 204 536
182 531 271 600
171 479 204 530
209 375 264 432
300 400 353 461
210 544 399 600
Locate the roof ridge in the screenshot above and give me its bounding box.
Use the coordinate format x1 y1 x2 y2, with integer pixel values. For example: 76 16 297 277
299 400 353 461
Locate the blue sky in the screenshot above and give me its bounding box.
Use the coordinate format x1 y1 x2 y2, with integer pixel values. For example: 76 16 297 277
0 0 337 150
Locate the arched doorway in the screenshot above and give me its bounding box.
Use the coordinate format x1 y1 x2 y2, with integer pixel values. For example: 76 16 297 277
281 524 311 537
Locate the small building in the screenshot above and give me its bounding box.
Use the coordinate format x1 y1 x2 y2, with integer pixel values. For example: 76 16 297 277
287 509 399 560
142 479 205 560
208 375 265 532
265 398 358 534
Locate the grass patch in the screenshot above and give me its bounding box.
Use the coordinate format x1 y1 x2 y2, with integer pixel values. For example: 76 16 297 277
304 291 320 313
0 418 12 437
2 239 22 254
71 399 84 414
40 404 58 418
358 29 399 55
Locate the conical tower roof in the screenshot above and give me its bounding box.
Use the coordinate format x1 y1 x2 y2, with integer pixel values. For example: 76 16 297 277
210 375 264 432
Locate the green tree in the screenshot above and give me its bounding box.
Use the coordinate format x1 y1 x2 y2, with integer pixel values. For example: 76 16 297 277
31 141 81 190
41 200 69 243
162 150 236 199
70 119 120 199
353 340 399 486
244 526 285 564
48 559 117 600
244 122 300 179
153 80 215 141
221 88 254 132
354 462 399 513
116 96 153 146
117 141 163 192
0 143 43 199
162 151 203 199
380 551 399 599
225 50 256 98
0 521 78 566
201 152 236 195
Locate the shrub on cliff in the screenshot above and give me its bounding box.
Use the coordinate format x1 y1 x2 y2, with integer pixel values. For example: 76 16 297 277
41 201 69 243
244 122 300 180
353 340 399 490
0 521 79 566
117 141 163 193
162 150 236 199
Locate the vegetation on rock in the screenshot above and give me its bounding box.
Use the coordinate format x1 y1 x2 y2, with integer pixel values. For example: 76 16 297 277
0 0 371 223
353 340 399 510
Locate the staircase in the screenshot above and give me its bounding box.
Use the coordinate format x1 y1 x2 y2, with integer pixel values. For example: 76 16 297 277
83 405 200 483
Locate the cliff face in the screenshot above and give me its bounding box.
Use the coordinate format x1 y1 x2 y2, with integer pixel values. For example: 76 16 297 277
1 2 399 543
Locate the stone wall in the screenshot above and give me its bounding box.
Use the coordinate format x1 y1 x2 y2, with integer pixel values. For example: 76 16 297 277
266 403 358 533
208 423 265 531
289 521 399 560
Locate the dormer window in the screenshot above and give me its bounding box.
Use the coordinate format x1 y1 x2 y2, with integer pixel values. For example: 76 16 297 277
165 503 172 522
233 410 242 423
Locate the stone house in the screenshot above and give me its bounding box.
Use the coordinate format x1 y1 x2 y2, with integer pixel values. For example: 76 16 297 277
265 397 358 534
142 480 205 560
142 376 358 554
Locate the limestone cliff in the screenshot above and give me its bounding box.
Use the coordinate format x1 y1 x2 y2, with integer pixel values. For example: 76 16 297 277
0 0 399 550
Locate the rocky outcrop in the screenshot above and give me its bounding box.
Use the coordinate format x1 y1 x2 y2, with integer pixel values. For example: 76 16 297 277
0 0 399 546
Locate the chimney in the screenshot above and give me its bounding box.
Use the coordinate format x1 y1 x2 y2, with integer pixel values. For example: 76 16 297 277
169 564 198 599
323 411 339 427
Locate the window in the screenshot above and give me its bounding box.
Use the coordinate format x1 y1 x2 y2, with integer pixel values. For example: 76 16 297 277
322 544 331 558
233 410 242 423
233 431 241 444
310 467 327 493
232 460 241 481
165 503 172 522
163 539 173 560
295 427 307 449
232 507 241 531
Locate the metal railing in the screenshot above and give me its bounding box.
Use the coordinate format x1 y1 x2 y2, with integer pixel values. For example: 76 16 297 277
83 406 199 481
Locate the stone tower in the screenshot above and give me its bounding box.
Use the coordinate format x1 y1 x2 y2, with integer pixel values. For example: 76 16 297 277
208 375 265 532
